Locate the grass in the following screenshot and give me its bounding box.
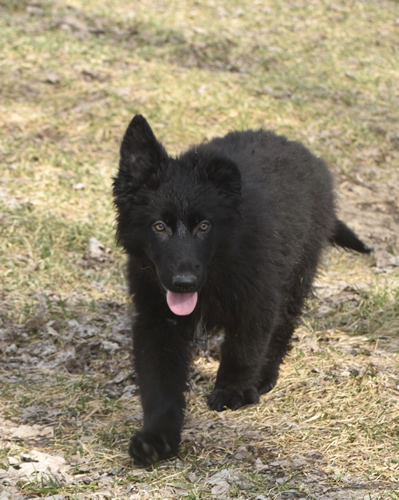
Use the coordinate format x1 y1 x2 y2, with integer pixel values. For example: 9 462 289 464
0 0 398 498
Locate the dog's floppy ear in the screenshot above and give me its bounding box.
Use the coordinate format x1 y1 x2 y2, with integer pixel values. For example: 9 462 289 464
204 156 242 206
114 115 168 201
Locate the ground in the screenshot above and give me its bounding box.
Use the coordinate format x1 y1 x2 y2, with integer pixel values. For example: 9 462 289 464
0 0 398 498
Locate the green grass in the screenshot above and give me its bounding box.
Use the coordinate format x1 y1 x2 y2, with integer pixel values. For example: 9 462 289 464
0 0 398 498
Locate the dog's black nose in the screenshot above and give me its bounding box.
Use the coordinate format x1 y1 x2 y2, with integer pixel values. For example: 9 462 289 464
172 274 198 292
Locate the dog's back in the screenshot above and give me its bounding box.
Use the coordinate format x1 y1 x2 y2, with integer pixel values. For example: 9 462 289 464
184 129 337 271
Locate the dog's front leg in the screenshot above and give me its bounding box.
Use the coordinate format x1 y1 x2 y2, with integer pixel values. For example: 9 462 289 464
207 313 275 412
129 315 192 466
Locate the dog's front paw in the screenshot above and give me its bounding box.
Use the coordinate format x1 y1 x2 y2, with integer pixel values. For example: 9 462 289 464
207 386 259 411
129 431 179 467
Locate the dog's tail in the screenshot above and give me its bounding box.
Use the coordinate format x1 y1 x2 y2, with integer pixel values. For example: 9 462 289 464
330 219 371 253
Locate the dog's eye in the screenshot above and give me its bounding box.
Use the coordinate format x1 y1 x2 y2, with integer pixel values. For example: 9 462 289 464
153 221 166 232
198 221 210 232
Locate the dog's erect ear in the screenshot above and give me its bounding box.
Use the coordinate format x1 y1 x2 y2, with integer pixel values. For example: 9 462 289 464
204 157 242 206
115 115 168 198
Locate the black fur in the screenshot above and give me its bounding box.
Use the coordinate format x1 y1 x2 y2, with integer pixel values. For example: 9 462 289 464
113 115 370 466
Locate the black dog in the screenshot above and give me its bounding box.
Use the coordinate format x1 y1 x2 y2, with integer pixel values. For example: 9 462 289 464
113 115 370 466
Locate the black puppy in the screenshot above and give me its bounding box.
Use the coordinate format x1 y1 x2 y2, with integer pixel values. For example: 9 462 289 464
113 115 370 466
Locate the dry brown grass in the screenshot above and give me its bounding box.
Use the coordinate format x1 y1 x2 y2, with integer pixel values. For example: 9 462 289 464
0 0 398 498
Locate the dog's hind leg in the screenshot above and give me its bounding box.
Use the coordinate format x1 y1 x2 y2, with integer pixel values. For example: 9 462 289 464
257 314 297 394
258 248 321 394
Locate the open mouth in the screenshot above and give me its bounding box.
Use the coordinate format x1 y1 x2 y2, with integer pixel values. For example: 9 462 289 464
166 290 198 316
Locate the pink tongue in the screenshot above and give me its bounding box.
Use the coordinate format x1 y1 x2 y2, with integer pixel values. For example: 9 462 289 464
166 290 198 316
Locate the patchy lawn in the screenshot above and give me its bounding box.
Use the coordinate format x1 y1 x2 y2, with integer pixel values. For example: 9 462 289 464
0 0 398 498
